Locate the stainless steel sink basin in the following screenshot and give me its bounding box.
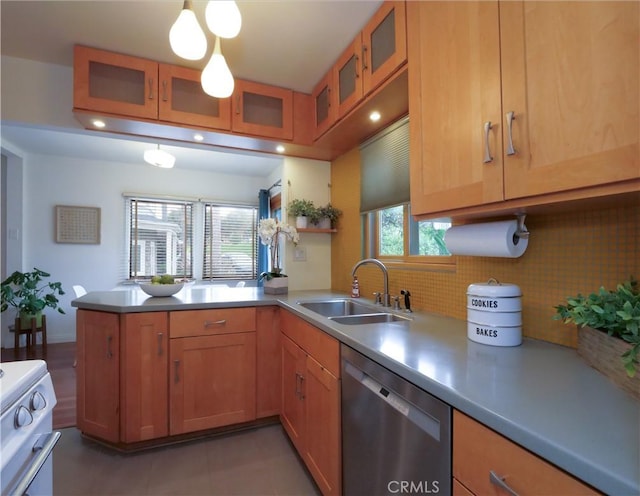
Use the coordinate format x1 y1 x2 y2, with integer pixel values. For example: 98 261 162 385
329 313 411 325
297 299 380 317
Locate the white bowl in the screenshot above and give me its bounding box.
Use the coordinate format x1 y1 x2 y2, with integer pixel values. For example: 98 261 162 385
139 282 184 297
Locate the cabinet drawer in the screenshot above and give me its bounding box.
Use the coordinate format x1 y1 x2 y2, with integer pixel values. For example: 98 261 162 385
169 307 256 338
281 310 340 377
453 411 599 495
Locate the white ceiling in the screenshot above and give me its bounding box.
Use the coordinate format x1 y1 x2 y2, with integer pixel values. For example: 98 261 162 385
0 0 383 174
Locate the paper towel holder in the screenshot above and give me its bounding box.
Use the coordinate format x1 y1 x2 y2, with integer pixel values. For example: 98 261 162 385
515 214 529 240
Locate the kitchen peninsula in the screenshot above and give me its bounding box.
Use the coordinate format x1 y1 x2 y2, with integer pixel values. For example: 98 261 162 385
72 286 639 495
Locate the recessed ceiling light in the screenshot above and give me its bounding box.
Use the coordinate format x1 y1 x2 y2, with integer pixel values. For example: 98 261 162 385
276 145 285 153
92 119 106 128
193 133 204 141
369 111 381 122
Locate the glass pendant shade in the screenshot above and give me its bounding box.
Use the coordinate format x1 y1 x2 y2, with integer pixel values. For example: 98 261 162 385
170 0 207 60
201 37 234 98
205 1 242 39
144 145 176 168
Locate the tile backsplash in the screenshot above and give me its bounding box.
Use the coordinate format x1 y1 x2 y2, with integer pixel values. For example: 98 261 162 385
330 148 639 348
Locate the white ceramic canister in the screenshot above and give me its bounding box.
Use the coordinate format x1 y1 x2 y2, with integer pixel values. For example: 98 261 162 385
466 279 522 346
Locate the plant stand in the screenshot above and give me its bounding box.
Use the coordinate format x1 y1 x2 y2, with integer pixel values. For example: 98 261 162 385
9 315 47 359
577 326 639 400
263 277 289 295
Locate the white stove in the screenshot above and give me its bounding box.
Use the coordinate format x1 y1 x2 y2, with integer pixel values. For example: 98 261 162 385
0 360 60 496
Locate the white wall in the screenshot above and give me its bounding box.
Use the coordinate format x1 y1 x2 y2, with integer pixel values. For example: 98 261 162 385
1 56 333 345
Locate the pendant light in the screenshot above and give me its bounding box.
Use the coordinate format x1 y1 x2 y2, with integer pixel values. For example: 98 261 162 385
169 0 207 60
205 1 242 39
144 145 176 169
201 37 234 98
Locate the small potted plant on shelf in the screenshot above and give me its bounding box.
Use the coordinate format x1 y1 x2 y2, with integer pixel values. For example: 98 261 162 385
258 218 299 294
554 277 639 398
316 203 342 229
288 198 316 229
1 268 66 327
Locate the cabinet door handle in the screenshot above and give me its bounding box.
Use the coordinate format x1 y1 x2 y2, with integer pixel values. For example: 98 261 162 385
361 45 369 72
354 55 360 79
174 360 180 384
157 332 164 356
106 335 113 359
235 94 241 115
299 374 305 400
489 470 519 496
148 78 154 100
294 372 300 398
161 80 168 102
505 111 516 156
204 319 227 327
483 121 494 163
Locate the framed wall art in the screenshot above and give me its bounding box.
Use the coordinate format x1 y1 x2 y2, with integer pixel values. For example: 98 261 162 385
55 205 101 244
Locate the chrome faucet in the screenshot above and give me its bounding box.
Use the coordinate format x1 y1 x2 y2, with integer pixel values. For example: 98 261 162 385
351 258 390 307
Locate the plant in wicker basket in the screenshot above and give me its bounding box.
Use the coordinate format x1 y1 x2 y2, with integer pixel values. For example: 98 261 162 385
554 277 640 379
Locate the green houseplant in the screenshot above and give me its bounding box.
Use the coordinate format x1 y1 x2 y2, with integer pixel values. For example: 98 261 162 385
317 203 342 228
1 268 66 326
554 277 639 379
288 198 316 218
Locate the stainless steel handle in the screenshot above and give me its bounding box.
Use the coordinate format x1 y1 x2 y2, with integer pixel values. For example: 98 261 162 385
354 55 360 79
12 431 61 496
295 372 301 398
148 78 154 100
483 121 493 163
174 360 180 384
299 374 305 400
161 80 168 102
157 332 164 356
362 45 368 72
204 319 227 327
106 335 113 359
489 470 519 496
505 111 516 155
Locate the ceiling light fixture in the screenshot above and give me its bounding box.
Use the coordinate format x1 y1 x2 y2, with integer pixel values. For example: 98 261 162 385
92 119 106 128
369 111 381 122
169 0 208 60
193 133 204 141
201 37 234 98
144 145 176 169
205 0 242 39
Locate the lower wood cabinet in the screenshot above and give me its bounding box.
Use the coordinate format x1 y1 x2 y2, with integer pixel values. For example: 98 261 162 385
453 410 599 495
280 310 341 496
256 306 281 418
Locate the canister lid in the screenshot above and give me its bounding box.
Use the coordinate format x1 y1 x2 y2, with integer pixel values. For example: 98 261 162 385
467 278 522 298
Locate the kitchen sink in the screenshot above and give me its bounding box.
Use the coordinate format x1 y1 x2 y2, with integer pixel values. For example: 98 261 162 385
297 299 381 317
329 313 411 326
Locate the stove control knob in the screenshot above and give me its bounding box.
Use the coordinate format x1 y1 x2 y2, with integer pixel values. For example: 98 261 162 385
30 391 47 411
14 405 33 428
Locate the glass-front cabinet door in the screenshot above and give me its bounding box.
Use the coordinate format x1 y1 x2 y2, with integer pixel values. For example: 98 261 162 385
158 64 231 130
73 45 159 119
232 80 293 140
312 71 337 140
335 36 364 119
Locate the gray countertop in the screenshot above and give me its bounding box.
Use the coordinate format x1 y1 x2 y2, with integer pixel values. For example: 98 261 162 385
72 287 640 495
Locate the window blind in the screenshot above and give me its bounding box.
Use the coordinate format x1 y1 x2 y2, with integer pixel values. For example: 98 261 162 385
127 198 193 280
359 115 409 213
203 204 258 280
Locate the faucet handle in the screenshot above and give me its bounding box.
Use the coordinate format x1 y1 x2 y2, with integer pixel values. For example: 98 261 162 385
392 295 401 311
373 292 382 305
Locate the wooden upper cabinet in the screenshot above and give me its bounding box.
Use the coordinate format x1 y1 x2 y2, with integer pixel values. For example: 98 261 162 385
74 45 159 120
231 79 294 140
361 1 407 95
312 70 337 140
334 35 364 119
408 1 504 215
158 64 231 130
409 1 639 217
500 1 639 199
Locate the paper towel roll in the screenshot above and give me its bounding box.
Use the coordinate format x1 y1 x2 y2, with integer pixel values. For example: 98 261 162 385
444 220 528 258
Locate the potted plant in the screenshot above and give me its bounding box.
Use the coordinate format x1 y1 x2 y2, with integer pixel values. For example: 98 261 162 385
257 218 299 294
288 198 316 229
554 277 639 398
1 268 66 327
316 203 342 229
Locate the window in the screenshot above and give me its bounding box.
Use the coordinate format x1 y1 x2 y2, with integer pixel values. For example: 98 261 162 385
366 203 452 265
127 198 193 280
203 204 258 280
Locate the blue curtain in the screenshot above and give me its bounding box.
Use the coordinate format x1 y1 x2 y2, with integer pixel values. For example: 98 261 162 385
257 189 270 284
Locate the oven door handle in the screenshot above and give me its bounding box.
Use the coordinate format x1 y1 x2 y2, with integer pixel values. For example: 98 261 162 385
12 431 61 496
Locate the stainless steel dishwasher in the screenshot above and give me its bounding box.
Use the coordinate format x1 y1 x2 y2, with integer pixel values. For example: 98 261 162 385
341 345 451 495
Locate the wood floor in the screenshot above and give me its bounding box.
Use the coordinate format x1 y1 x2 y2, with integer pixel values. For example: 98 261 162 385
1 342 76 429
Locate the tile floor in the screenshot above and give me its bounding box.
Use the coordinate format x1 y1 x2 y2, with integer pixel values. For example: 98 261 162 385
54 424 320 496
